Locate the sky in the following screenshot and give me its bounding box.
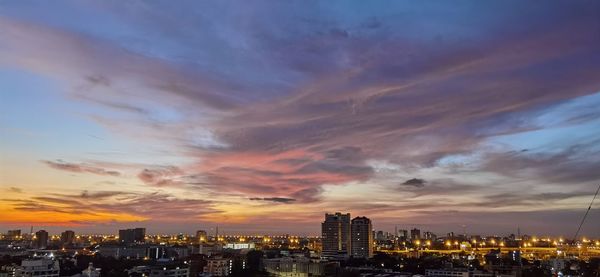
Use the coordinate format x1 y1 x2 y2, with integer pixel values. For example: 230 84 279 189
1 1 600 237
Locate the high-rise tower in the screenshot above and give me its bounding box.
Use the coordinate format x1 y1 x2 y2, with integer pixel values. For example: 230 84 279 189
321 212 351 258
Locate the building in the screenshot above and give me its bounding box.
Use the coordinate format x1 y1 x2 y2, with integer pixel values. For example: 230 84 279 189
224 242 255 250
196 230 208 242
34 230 49 249
263 257 339 277
60 230 75 245
410 228 421 241
397 229 408 240
425 269 495 277
425 269 469 277
204 257 232 276
80 263 101 277
7 230 21 240
118 228 146 243
321 212 351 258
150 266 189 277
98 245 148 259
13 259 60 277
350 216 373 258
128 265 189 277
424 231 436 241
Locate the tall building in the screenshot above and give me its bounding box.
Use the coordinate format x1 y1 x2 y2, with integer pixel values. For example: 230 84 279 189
350 216 373 258
119 228 146 243
196 230 207 242
424 231 436 241
410 228 421 241
397 229 408 240
61 230 75 245
35 230 48 249
321 212 351 258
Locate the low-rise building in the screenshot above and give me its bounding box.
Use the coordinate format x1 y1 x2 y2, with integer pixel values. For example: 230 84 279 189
204 257 232 276
11 258 60 277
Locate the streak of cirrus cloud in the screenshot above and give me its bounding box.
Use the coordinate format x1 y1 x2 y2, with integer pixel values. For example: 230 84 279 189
0 0 599 235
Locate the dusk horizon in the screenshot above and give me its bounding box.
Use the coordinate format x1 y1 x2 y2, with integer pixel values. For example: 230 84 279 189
2 1 600 239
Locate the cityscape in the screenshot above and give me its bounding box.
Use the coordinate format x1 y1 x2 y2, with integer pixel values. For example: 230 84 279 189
1 0 600 277
1 213 600 276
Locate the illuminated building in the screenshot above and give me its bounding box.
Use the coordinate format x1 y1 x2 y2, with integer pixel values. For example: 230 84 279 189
204 257 232 276
350 216 373 258
149 266 188 277
263 257 339 276
60 230 75 245
424 231 436 241
34 230 48 249
321 212 351 258
118 228 146 243
196 230 207 242
410 228 421 241
127 265 189 277
13 259 60 277
224 242 255 250
7 230 21 240
397 229 408 240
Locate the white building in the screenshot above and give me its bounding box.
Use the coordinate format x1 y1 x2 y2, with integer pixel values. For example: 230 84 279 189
13 259 60 277
224 242 255 250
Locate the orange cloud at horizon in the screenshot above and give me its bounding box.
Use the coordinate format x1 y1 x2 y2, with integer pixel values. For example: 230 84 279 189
0 205 147 226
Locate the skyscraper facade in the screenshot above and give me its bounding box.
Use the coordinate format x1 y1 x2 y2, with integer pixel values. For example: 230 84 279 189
321 212 351 258
34 230 48 249
119 228 146 243
410 228 421 241
61 230 75 245
350 216 373 258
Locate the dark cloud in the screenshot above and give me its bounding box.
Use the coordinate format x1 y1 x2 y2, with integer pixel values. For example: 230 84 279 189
80 190 126 199
137 166 184 187
402 178 426 188
249 197 296 204
480 142 600 185
42 160 121 176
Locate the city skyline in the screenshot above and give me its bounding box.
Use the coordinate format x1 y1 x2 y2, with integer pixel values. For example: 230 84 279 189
1 1 600 236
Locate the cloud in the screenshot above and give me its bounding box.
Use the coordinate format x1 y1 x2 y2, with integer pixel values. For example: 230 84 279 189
42 160 121 176
137 166 184 187
2 190 219 223
249 197 296 204
80 190 126 199
402 178 426 188
7 187 22 193
480 142 600 185
2 1 600 233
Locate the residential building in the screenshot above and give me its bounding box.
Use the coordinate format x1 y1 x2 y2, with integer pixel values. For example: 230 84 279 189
350 216 373 258
321 212 351 258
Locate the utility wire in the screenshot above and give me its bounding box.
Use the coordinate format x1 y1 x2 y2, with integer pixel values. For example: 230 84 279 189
566 183 600 257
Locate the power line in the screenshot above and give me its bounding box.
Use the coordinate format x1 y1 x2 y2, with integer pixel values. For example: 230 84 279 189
572 184 600 242
566 183 600 257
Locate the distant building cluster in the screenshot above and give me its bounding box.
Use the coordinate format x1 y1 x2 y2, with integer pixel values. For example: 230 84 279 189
321 213 374 259
0 218 599 276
